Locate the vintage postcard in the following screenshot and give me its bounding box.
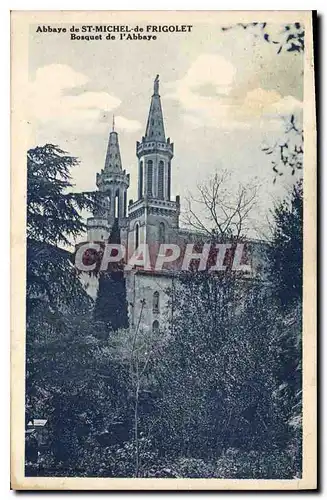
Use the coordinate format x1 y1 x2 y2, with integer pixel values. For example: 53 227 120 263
11 10 316 490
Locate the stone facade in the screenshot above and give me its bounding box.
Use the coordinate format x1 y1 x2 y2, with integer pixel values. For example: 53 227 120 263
125 270 173 334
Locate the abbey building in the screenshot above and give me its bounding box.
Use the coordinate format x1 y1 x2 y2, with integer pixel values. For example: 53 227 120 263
84 75 265 333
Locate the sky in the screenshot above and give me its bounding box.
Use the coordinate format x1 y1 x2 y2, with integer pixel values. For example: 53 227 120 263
28 18 304 238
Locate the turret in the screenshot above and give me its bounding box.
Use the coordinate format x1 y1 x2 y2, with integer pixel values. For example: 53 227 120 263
135 76 173 201
87 116 130 242
127 76 180 258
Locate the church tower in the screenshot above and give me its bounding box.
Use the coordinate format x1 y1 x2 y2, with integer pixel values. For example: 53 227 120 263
87 117 130 243
127 76 180 259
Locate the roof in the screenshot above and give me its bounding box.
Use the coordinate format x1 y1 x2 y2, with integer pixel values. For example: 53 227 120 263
144 75 166 142
104 128 122 172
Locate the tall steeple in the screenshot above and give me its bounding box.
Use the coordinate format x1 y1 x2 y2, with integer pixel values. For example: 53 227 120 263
134 75 174 202
144 75 166 142
127 76 180 258
87 118 130 242
104 115 122 172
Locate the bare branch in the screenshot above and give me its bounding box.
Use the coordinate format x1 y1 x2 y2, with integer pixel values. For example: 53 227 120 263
184 170 258 241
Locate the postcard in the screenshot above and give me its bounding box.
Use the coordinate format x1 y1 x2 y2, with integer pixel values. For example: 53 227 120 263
11 10 316 490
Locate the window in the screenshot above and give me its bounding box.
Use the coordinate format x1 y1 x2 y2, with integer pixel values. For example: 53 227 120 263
139 161 143 199
114 192 119 218
168 161 171 199
135 223 139 250
152 320 159 334
158 161 164 200
153 291 160 313
159 222 165 245
147 160 153 196
123 191 127 217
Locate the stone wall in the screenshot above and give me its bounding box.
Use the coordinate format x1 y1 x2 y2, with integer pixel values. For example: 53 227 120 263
125 270 173 334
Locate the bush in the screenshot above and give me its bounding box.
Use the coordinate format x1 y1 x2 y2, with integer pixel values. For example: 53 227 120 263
215 448 297 479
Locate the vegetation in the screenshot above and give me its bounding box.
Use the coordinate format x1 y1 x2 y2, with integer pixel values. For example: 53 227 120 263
94 218 129 332
269 179 303 308
25 141 303 479
222 22 304 55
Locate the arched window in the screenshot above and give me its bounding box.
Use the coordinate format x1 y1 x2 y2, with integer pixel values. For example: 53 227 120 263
158 160 164 200
147 160 153 196
153 291 160 313
159 222 165 245
152 320 159 334
135 223 139 250
123 191 127 217
108 189 112 210
114 191 119 218
168 161 171 200
138 161 143 199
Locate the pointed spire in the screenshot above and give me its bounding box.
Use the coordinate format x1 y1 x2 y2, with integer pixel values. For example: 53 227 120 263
104 121 122 172
145 75 166 142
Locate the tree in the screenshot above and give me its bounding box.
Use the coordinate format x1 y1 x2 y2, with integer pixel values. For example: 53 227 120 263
26 144 96 315
26 144 97 420
27 144 95 246
150 275 286 457
26 308 132 476
183 169 258 242
110 300 167 477
93 218 129 332
267 181 303 477
146 166 302 477
268 179 303 308
25 144 118 474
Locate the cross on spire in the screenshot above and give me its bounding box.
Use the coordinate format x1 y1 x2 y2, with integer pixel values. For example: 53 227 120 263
112 114 115 132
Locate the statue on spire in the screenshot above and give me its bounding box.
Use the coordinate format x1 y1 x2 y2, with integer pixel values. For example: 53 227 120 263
154 74 159 95
144 75 166 141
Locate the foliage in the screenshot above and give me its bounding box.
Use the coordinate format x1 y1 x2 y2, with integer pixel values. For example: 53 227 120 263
222 22 304 54
215 448 298 479
26 308 132 470
27 144 95 246
268 179 303 308
26 144 134 477
26 144 98 315
93 219 129 332
262 115 303 182
25 144 302 479
150 276 283 455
